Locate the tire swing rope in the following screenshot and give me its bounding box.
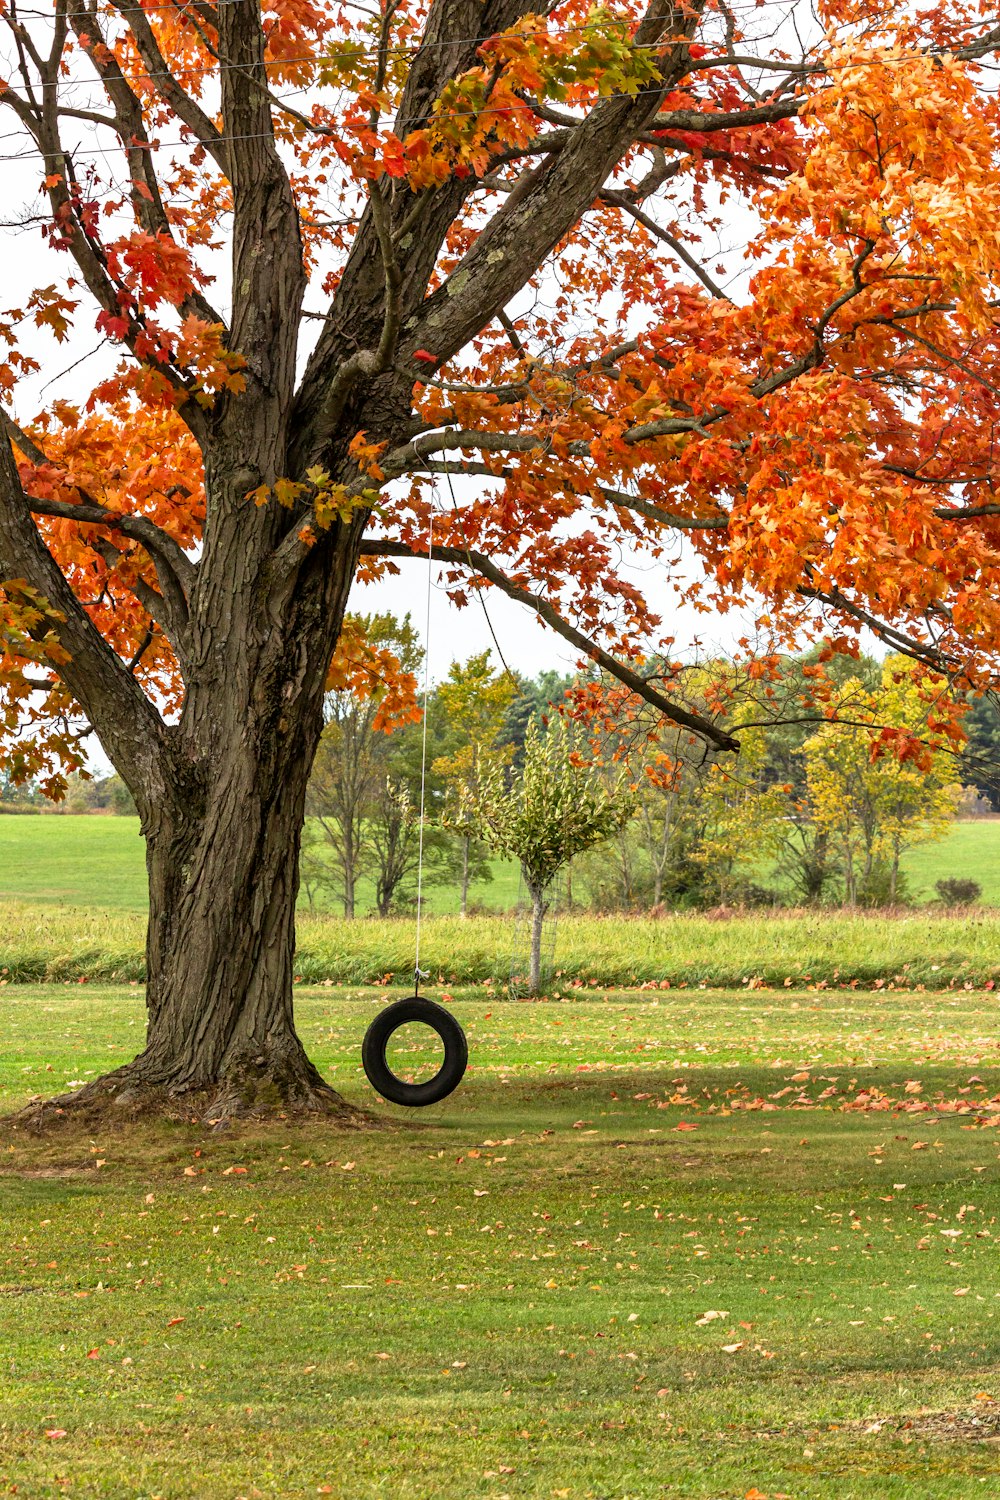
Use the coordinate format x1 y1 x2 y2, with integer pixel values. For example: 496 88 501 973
361 502 469 1108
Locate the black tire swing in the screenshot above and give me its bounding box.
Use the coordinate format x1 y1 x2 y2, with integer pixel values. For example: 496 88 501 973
362 992 468 1107
361 506 468 1108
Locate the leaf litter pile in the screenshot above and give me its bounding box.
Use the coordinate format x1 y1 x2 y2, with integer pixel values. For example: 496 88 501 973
0 985 999 1498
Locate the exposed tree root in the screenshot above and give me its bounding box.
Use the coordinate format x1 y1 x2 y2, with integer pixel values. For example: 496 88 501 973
4 1052 373 1134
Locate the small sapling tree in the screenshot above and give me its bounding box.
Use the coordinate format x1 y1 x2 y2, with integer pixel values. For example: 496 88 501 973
461 718 634 992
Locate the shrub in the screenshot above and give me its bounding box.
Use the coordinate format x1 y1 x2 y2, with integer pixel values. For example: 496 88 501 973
737 882 784 908
935 877 982 905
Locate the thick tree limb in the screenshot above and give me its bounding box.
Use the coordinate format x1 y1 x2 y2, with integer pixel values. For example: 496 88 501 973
934 503 1000 520
217 0 305 440
361 538 739 751
651 97 804 132
404 0 705 372
0 435 173 799
598 486 730 530
0 409 196 619
108 0 229 176
290 0 552 473
69 4 224 338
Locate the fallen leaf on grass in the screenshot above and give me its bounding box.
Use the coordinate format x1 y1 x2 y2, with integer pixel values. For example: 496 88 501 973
674 1122 698 1132
43 1430 66 1440
721 1342 744 1353
695 1310 729 1326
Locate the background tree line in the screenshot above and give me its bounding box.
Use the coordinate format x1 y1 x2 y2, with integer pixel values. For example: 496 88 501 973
298 617 997 916
5 614 997 913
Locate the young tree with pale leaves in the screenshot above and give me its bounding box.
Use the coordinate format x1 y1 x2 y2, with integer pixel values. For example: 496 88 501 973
461 718 633 992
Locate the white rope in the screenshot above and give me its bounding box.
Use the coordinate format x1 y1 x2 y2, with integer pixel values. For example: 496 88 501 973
413 505 434 994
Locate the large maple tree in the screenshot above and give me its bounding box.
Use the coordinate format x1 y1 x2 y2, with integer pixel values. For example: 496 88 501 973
2 0 1000 1119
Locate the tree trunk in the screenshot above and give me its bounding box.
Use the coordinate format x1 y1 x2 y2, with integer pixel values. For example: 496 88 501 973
528 883 548 995
890 837 901 903
460 835 471 918
31 733 354 1127
15 507 368 1128
343 854 356 920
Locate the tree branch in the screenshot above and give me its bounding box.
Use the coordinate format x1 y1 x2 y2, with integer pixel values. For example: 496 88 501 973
601 191 732 300
0 408 196 615
109 0 229 176
798 582 967 680
0 432 173 799
402 0 706 375
361 538 739 751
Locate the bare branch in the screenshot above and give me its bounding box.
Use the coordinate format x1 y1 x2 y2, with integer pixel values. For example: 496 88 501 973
601 190 732 301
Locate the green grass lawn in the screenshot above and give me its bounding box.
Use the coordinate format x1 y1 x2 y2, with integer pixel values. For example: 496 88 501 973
0 815 149 912
902 820 1000 903
0 814 522 916
2 986 1000 1496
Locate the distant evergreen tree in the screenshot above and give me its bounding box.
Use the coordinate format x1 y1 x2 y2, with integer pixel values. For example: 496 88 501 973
499 669 577 765
960 693 1000 811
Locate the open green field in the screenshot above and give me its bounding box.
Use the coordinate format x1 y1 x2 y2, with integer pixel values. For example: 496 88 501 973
2 985 1000 1496
3 813 999 915
899 820 1000 902
0 814 522 915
